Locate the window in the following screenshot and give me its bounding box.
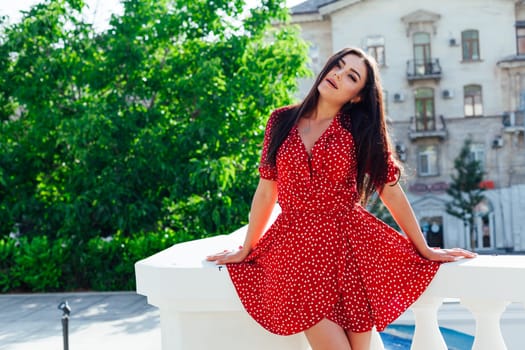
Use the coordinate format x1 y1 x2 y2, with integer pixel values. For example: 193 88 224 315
420 216 444 248
415 88 435 131
462 30 480 61
464 85 483 117
516 21 525 55
473 199 494 249
468 143 486 171
413 32 431 75
417 145 439 176
366 36 386 66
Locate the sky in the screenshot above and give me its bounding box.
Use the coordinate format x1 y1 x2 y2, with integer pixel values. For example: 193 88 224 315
1 0 305 30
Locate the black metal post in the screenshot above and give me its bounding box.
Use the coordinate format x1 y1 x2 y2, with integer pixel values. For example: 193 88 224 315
61 314 69 350
58 301 71 350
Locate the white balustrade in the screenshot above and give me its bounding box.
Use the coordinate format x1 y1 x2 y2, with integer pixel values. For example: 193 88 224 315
135 209 525 350
410 255 525 350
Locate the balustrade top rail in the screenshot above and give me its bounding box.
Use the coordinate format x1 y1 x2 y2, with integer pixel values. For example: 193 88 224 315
136 233 525 305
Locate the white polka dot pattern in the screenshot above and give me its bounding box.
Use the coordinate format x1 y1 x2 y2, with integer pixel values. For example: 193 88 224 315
227 106 440 336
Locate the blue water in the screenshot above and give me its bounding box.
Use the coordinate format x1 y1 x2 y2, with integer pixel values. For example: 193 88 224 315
381 324 474 350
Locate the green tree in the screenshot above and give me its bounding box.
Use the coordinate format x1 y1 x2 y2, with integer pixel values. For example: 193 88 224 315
446 138 485 250
0 0 309 240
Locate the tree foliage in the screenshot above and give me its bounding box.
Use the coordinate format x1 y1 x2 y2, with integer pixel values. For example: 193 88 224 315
0 0 309 240
446 138 485 248
0 0 309 290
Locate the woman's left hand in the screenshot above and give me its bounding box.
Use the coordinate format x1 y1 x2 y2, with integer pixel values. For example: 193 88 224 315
420 247 477 262
206 246 250 265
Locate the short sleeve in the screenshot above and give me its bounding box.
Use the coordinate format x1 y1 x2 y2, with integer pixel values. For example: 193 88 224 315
372 151 400 191
385 152 400 184
258 111 278 181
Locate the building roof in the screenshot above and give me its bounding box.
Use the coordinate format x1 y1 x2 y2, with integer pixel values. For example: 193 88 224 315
290 0 340 14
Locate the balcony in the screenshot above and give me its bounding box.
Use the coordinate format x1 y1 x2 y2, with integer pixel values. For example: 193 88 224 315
409 114 448 141
502 111 525 134
407 59 442 82
135 206 525 350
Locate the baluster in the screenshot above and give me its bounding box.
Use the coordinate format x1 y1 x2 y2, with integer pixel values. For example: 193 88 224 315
370 327 385 350
410 296 447 350
461 299 509 350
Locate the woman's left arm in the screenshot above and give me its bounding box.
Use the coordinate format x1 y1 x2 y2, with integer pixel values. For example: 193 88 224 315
379 182 477 262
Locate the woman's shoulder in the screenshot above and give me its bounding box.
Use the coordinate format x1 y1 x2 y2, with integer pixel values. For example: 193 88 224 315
270 104 296 118
272 105 297 115
264 105 297 128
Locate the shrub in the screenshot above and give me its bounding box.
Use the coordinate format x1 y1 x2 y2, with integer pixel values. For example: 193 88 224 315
83 230 184 291
0 237 19 292
10 236 71 292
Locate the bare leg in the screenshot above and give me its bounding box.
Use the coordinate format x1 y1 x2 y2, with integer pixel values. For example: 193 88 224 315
304 318 352 350
346 329 371 350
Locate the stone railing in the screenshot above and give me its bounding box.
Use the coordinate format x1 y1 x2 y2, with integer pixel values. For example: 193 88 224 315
135 208 525 350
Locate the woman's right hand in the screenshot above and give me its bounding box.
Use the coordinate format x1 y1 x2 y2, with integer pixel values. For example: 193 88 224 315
206 247 250 265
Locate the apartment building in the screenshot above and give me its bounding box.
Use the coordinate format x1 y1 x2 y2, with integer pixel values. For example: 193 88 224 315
290 0 525 252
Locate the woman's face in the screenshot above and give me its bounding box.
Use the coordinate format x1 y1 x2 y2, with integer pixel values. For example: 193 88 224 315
317 53 368 107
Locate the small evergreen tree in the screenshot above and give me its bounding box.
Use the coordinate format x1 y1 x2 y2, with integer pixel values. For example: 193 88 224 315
446 138 485 250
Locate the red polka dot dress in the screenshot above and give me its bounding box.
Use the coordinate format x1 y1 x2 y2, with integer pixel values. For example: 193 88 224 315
227 106 441 336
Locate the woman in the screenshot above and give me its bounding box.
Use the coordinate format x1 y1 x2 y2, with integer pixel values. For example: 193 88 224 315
207 47 476 350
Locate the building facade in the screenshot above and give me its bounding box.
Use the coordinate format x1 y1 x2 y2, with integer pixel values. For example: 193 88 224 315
290 0 525 252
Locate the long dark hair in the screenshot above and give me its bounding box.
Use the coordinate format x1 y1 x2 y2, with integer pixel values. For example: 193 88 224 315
265 47 400 204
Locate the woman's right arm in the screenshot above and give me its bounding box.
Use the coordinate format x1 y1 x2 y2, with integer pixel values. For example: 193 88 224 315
206 178 277 264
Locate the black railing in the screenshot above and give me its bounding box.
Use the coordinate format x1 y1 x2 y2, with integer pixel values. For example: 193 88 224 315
409 114 448 140
502 111 525 128
406 59 442 81
415 115 436 132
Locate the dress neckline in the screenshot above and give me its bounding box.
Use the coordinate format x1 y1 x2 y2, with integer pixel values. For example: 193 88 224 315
295 113 340 157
